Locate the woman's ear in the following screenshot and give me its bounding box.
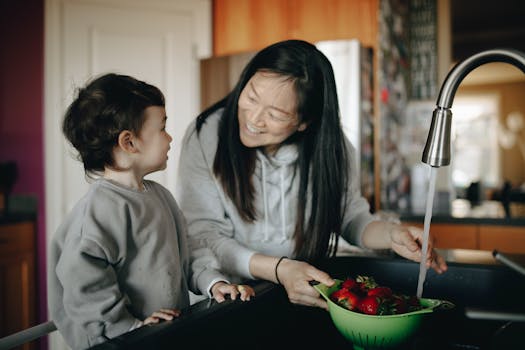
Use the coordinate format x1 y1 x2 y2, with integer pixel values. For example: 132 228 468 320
117 130 137 153
297 122 308 132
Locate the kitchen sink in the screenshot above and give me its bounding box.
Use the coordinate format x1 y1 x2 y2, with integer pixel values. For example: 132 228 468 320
318 255 525 349
89 253 525 350
319 254 525 312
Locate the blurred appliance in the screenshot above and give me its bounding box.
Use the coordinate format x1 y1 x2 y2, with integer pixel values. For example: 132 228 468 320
0 161 17 215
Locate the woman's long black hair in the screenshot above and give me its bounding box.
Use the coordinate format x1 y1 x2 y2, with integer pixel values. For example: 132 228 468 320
196 40 349 261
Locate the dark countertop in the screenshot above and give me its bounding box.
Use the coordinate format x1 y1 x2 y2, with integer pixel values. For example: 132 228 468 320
400 213 525 226
0 211 36 225
0 194 38 225
339 246 525 267
400 199 525 226
437 248 525 266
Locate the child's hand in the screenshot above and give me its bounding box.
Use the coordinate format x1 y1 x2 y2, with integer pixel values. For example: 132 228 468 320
143 308 181 325
210 281 255 303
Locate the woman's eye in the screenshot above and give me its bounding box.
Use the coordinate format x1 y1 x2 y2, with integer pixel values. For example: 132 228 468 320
269 113 287 122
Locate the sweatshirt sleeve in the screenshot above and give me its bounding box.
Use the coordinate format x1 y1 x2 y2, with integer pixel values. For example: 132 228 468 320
341 137 377 247
55 233 137 342
176 121 257 295
157 183 200 295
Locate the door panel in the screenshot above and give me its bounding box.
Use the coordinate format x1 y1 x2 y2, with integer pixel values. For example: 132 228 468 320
62 2 194 211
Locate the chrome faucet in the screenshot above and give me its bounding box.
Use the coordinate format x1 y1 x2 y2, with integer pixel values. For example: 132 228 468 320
422 49 525 167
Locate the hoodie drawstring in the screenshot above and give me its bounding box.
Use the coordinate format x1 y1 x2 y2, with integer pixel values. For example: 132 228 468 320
261 159 269 242
260 158 287 243
280 167 287 243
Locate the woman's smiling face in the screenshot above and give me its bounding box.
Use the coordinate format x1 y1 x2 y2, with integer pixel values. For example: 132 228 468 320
237 71 307 155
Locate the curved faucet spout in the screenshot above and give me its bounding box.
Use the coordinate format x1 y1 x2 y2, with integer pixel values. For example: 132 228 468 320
437 49 525 109
422 49 525 167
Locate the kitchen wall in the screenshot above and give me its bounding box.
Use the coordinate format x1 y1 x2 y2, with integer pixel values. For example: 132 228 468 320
0 0 47 336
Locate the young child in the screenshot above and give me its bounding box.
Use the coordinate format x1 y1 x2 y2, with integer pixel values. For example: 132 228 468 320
47 73 254 349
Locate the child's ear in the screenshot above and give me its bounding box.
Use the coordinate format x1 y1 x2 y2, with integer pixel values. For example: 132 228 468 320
117 130 137 153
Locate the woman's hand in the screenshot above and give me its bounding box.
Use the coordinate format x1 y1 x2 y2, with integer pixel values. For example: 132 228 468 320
276 258 335 310
362 221 448 274
210 281 255 303
389 225 448 274
143 308 181 325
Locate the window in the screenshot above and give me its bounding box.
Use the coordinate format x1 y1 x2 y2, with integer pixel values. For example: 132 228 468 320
451 94 500 188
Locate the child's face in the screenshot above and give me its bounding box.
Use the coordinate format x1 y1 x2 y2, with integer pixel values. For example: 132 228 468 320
135 106 172 175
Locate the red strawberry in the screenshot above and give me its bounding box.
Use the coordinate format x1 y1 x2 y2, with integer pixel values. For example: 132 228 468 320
341 277 357 290
331 288 350 302
358 295 382 315
330 288 361 311
367 286 393 298
355 275 378 294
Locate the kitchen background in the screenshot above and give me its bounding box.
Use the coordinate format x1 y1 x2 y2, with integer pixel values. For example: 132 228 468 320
1 0 525 349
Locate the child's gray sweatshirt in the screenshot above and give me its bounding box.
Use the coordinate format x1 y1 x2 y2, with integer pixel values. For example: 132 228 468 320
48 179 192 349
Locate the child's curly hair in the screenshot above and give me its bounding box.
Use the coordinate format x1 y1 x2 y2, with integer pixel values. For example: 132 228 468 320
62 73 165 177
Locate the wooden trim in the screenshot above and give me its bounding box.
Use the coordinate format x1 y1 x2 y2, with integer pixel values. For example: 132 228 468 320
479 225 525 253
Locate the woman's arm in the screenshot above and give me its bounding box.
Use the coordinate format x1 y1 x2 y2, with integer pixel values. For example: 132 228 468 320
177 122 257 294
249 253 335 309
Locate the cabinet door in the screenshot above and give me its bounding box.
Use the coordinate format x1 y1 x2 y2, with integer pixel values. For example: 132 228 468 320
431 223 478 250
0 222 36 350
479 225 525 253
213 0 289 56
213 0 378 56
289 0 378 48
404 222 478 250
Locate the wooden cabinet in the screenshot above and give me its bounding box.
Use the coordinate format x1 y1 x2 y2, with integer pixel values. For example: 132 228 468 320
213 0 378 56
426 223 478 250
0 221 36 350
403 221 525 253
479 225 525 253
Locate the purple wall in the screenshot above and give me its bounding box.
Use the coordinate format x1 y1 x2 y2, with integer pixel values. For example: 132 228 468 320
0 0 47 341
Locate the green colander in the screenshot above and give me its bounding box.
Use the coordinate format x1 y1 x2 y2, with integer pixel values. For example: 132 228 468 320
314 279 455 350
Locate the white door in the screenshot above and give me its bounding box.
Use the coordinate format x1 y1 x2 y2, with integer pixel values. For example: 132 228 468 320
44 1 211 349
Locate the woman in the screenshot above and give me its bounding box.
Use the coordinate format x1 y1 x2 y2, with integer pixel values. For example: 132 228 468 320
177 39 446 309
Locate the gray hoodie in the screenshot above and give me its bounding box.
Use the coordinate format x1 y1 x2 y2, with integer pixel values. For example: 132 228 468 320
176 109 375 294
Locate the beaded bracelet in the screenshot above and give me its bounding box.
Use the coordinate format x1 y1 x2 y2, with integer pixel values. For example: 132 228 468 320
275 256 287 285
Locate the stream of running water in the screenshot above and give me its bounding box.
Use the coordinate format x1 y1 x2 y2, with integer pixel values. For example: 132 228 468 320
416 166 437 298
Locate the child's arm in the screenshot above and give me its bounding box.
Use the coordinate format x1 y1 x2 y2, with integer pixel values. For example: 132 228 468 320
143 308 181 325
130 308 181 330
